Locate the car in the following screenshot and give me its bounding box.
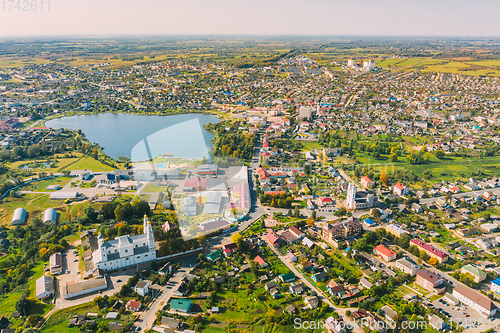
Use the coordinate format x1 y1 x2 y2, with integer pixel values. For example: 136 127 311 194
74 259 78 262
66 270 69 274
76 271 80 274
117 279 122 283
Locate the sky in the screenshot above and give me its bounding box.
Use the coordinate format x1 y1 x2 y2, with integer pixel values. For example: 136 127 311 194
0 0 499 37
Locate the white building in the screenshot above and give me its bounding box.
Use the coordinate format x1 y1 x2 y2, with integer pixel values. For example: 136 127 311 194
36 275 54 299
452 285 497 318
346 182 379 210
395 258 420 275
347 59 355 67
11 207 27 225
385 224 407 238
43 208 57 223
298 106 313 120
92 215 156 272
134 280 150 296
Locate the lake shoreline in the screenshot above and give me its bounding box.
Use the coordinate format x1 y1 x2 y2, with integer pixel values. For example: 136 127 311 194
40 108 223 127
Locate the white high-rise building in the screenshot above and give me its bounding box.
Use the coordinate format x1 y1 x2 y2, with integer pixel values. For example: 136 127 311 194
298 106 313 120
347 59 355 67
92 215 157 272
364 59 376 71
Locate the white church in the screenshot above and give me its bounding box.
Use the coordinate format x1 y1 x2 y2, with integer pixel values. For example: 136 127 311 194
92 215 157 271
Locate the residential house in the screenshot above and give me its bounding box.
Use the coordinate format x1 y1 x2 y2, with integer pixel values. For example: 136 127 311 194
359 277 373 289
327 280 344 296
254 255 268 268
490 278 500 296
160 317 181 331
286 252 298 262
170 299 192 313
304 296 320 309
289 283 306 295
385 224 407 238
381 305 398 322
393 183 409 196
312 272 328 282
266 230 283 246
361 176 375 189
279 273 296 283
134 280 150 297
222 243 238 257
302 237 315 248
125 300 141 312
207 250 222 262
373 244 397 262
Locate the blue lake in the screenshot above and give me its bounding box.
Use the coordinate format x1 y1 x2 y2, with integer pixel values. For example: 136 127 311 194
46 113 219 161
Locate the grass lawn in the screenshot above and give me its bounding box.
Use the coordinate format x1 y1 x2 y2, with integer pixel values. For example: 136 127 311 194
143 183 167 193
0 193 69 227
23 177 74 192
293 140 325 151
41 300 133 333
325 249 364 278
59 156 115 172
139 194 151 202
0 291 24 317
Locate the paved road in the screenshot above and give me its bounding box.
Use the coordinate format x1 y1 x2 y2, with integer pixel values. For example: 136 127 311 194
420 188 500 205
134 265 193 331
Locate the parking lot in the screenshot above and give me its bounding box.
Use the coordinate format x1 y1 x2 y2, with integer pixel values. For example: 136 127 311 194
55 245 82 297
430 297 500 332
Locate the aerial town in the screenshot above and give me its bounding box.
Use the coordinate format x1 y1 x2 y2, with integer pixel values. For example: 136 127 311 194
0 37 500 333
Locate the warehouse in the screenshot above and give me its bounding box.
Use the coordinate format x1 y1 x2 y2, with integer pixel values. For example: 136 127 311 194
203 191 223 214
197 164 218 177
43 208 57 223
181 196 197 216
11 208 27 225
64 278 107 299
49 192 81 200
36 275 54 299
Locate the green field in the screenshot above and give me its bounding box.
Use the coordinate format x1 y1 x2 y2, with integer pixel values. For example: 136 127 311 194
59 156 116 172
375 56 500 76
23 177 74 192
143 183 167 193
353 151 500 183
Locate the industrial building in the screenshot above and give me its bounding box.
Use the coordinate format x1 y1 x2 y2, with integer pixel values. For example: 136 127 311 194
63 278 108 299
11 207 27 225
181 196 197 216
49 192 83 200
43 208 57 223
183 178 207 192
49 252 63 275
197 164 218 177
203 192 223 214
36 275 54 299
